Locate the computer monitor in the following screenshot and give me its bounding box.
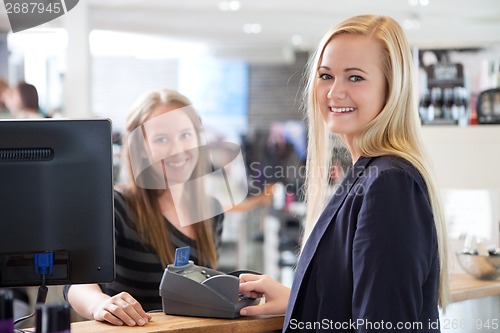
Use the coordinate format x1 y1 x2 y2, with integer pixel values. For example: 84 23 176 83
0 119 115 288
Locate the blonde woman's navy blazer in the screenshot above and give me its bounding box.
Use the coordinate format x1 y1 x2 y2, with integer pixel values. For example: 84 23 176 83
283 155 440 332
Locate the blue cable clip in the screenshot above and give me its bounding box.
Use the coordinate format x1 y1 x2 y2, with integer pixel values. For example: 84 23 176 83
34 252 54 275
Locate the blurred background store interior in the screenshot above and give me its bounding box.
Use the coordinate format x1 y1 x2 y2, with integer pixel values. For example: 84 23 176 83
1 2 500 330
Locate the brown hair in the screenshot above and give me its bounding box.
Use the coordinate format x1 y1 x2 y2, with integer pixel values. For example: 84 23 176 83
119 89 218 268
17 82 39 112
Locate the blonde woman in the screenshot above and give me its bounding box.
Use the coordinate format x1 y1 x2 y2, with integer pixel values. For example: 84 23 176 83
239 15 448 332
65 90 223 326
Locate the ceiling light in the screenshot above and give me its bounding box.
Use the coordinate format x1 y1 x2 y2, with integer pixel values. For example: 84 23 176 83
243 23 261 34
219 1 240 11
229 1 240 11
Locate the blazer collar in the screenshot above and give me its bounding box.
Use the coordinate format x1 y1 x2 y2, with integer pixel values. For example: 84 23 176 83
283 156 374 331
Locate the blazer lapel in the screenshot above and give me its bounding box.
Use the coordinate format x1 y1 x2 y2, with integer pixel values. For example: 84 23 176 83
283 156 373 331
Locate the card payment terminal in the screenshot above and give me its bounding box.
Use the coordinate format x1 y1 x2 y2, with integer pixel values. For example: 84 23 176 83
159 247 261 319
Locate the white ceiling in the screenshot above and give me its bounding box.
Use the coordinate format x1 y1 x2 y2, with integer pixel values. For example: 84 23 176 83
1 0 500 58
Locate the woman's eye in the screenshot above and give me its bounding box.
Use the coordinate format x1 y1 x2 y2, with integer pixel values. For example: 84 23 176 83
180 132 193 140
349 75 363 82
153 136 169 144
318 73 333 80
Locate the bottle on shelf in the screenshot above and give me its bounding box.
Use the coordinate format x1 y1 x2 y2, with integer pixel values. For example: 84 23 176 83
428 87 443 121
442 87 455 122
453 86 469 126
418 89 431 123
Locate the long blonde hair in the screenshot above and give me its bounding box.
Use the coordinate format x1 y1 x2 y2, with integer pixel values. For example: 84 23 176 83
119 89 218 268
302 15 449 308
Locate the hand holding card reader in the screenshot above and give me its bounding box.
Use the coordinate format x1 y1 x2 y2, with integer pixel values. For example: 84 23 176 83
159 247 261 319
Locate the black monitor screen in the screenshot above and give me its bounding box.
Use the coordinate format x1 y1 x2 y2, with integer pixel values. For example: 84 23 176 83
0 119 115 287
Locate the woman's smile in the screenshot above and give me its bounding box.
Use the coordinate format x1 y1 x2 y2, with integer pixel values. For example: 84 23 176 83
329 106 356 114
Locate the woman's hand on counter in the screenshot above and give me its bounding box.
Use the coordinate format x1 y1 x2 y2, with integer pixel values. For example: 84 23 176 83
91 291 152 326
239 274 290 316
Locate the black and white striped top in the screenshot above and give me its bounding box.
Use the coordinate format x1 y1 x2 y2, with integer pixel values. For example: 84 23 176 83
65 190 224 312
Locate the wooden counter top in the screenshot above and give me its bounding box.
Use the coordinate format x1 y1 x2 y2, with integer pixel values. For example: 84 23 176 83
449 273 500 303
70 313 284 333
69 273 499 332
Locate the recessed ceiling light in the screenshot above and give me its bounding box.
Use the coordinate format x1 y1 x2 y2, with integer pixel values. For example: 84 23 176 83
243 23 261 34
219 0 240 11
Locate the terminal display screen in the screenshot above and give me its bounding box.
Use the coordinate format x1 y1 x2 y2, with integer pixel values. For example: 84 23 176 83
182 270 208 283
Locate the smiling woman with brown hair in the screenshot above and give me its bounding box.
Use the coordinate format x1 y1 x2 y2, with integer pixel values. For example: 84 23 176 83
65 90 224 327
